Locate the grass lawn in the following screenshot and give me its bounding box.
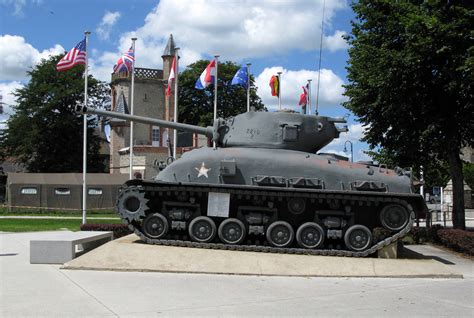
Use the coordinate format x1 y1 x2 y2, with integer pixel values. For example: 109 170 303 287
0 218 123 232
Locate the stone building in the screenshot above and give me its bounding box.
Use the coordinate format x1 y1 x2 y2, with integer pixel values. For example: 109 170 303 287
109 35 203 179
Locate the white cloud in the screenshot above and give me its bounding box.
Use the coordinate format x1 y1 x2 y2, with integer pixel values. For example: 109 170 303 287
254 66 346 111
92 0 347 73
0 0 43 16
324 30 348 52
0 35 64 81
319 123 372 161
96 11 121 40
0 0 26 16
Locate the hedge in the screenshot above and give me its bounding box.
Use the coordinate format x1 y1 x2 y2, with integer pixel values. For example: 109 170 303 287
437 229 474 256
80 223 132 238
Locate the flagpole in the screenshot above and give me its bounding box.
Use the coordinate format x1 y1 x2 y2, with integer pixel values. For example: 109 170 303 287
213 55 219 149
246 63 251 112
173 48 180 159
316 0 325 116
82 31 91 225
307 79 312 115
277 71 282 110
129 37 137 179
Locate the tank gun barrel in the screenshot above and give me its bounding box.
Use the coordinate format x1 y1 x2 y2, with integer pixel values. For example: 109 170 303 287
78 106 214 138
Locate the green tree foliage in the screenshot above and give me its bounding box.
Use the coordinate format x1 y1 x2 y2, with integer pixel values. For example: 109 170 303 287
0 55 110 173
344 1 473 229
178 60 265 126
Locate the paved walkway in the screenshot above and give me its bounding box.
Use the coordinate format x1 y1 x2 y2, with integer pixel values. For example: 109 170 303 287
1 231 473 317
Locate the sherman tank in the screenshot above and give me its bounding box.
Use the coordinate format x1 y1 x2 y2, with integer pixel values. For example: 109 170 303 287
79 106 427 257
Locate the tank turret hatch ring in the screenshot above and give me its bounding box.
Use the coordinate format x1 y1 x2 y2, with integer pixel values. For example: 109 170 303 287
344 225 372 251
116 187 148 222
218 218 246 244
142 213 169 239
266 221 294 247
188 216 217 243
296 222 325 249
380 204 409 231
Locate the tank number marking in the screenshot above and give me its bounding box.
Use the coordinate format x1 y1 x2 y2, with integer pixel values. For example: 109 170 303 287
246 128 261 139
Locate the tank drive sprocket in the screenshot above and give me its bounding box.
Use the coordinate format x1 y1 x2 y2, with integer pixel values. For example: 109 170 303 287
116 186 148 222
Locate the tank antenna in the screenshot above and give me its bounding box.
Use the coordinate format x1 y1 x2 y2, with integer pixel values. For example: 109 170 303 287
315 0 325 116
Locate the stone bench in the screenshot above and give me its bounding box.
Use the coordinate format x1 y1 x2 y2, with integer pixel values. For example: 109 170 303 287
30 231 113 264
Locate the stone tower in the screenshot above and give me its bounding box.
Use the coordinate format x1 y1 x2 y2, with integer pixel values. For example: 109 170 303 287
108 35 177 178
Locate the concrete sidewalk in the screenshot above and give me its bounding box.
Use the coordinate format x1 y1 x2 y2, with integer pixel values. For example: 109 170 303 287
1 231 473 317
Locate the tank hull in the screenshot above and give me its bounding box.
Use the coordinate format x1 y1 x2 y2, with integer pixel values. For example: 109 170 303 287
116 147 426 256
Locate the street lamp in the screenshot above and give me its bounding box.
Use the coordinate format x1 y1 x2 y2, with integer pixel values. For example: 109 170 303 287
343 140 353 162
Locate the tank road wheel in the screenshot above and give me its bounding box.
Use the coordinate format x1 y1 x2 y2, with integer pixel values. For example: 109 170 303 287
188 216 217 243
218 218 246 245
142 213 169 239
117 187 148 222
296 222 325 249
266 221 294 248
344 225 372 252
380 204 409 231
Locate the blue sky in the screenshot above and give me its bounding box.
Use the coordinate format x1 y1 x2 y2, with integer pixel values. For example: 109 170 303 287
0 0 370 161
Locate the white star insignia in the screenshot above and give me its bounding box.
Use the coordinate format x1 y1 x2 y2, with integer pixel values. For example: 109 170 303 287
195 162 211 178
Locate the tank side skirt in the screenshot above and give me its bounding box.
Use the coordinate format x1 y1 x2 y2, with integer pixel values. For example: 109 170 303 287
122 181 415 257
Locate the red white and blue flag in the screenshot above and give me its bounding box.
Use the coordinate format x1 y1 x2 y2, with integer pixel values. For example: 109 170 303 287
113 45 135 74
56 38 87 72
195 60 216 89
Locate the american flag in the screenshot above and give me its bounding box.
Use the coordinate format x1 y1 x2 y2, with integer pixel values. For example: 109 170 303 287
113 45 135 74
56 38 87 72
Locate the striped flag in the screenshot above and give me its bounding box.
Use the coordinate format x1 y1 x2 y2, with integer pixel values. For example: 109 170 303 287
56 38 86 72
166 56 177 97
269 75 279 97
113 45 135 74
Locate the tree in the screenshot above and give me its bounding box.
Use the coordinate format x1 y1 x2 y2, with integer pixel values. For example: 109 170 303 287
344 0 473 229
0 55 110 173
178 60 265 126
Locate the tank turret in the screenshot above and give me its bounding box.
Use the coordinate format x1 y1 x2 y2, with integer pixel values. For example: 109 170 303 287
78 106 347 152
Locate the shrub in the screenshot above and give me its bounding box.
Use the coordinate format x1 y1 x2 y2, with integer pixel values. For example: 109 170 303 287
427 224 443 243
80 223 132 239
437 229 474 256
372 227 392 243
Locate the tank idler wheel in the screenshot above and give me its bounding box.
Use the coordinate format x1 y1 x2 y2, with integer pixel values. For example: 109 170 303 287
296 222 325 249
266 221 294 248
142 213 169 239
218 218 246 245
344 225 372 252
380 204 409 231
188 216 217 243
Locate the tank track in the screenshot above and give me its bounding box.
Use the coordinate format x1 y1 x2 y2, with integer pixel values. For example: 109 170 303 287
119 182 416 258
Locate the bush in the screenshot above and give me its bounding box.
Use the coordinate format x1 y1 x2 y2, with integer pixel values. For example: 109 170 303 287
80 223 132 239
437 229 474 256
427 224 443 243
372 227 392 243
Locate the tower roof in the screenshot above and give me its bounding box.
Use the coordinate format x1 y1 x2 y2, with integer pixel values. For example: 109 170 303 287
111 91 129 122
162 34 176 57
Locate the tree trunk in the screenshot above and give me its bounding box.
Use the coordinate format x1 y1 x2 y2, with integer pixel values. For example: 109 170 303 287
447 151 465 230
